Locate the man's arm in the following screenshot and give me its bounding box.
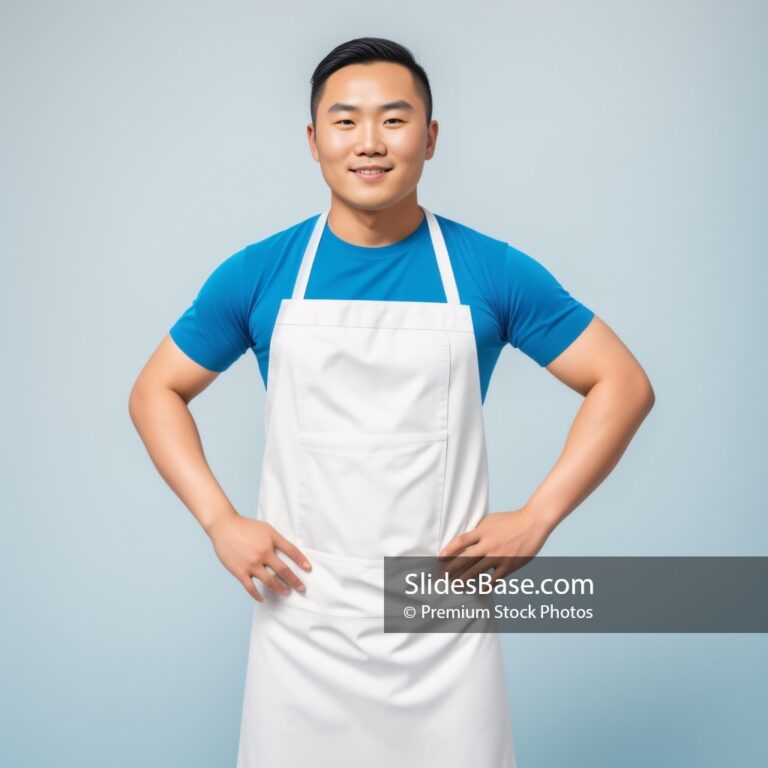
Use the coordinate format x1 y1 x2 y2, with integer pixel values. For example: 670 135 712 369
439 315 655 569
525 314 655 530
128 334 311 601
128 334 229 534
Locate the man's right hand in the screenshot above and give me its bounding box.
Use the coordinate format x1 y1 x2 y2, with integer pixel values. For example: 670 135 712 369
206 514 312 602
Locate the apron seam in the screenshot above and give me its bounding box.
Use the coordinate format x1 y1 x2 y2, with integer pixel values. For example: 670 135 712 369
276 320 474 333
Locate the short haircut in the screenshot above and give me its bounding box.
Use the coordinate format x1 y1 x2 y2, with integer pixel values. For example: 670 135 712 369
310 37 433 126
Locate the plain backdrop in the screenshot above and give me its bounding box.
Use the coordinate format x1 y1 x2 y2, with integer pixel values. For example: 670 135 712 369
1 1 766 766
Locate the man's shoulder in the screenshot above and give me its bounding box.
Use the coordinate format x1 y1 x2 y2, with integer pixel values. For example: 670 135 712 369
433 212 509 259
215 213 320 285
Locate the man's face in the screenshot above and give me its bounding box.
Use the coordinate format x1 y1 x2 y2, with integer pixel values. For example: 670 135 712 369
307 61 438 212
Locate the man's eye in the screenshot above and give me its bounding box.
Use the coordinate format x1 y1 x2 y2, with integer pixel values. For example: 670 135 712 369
335 118 403 126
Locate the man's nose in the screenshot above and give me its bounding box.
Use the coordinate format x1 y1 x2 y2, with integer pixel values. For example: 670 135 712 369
355 122 386 155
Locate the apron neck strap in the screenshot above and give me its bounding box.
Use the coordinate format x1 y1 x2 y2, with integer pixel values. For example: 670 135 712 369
291 207 460 304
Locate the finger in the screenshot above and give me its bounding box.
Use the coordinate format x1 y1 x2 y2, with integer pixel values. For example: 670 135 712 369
495 554 534 580
267 552 306 593
441 552 476 577
240 575 263 602
273 531 312 572
444 551 482 579
439 530 481 559
254 564 291 596
493 560 518 581
459 557 496 584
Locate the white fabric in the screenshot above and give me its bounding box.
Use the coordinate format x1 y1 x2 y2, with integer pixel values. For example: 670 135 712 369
236 206 517 767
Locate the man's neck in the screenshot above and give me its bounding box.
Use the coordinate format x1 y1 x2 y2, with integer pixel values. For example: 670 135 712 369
326 195 424 247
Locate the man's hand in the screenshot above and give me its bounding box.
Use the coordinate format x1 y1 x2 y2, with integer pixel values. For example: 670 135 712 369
207 514 312 602
437 508 552 585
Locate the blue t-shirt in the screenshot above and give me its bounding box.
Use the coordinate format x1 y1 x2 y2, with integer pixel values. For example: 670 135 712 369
169 211 594 403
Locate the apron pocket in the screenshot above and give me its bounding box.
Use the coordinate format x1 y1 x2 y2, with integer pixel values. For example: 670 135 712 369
296 431 447 559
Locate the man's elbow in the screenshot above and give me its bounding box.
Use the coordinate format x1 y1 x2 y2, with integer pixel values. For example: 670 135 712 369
128 377 154 428
128 380 143 426
626 367 655 418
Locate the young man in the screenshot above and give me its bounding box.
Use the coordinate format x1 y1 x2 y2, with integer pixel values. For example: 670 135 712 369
129 37 654 768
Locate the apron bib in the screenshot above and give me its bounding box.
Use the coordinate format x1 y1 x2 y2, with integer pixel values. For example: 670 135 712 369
236 208 517 767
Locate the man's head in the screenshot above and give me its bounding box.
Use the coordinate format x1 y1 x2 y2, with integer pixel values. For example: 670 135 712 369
307 38 438 213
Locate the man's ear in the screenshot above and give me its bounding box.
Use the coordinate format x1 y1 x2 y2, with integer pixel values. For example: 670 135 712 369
306 123 319 162
425 120 439 160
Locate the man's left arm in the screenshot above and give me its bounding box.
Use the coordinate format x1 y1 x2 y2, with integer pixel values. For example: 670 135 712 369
439 315 655 576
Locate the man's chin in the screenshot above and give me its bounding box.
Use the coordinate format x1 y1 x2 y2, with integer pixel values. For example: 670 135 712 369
332 191 399 213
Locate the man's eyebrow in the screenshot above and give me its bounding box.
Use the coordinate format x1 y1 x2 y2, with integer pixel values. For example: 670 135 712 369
326 100 415 114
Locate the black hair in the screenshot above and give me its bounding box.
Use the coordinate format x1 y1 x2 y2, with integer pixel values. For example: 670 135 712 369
310 37 433 126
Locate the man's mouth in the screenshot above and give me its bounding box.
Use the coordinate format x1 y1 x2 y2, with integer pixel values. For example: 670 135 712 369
351 168 392 179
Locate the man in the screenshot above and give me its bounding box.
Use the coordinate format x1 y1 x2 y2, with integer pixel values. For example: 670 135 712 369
129 37 654 768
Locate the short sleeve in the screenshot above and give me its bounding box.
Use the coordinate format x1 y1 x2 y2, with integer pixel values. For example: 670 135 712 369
500 244 595 366
169 248 253 372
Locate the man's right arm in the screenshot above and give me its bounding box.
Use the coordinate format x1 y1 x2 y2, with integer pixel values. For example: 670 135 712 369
127 334 312 601
129 245 252 534
128 333 233 535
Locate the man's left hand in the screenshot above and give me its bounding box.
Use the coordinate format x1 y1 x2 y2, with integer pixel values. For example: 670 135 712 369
437 508 553 585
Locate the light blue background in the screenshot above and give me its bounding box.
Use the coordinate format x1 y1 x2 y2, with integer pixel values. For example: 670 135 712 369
2 1 766 766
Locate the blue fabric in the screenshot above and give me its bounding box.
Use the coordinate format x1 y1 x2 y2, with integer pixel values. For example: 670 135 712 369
169 211 595 403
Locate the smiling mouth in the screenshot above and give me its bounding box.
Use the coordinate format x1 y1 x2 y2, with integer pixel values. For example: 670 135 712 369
350 168 392 181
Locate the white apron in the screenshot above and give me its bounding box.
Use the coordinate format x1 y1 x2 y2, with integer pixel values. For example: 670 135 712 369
236 207 517 768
